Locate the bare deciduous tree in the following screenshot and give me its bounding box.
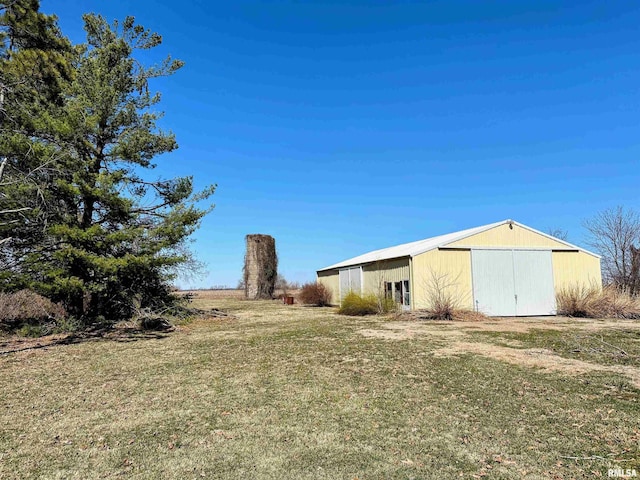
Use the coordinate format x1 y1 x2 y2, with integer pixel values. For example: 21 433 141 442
584 206 640 293
547 228 569 241
275 274 289 295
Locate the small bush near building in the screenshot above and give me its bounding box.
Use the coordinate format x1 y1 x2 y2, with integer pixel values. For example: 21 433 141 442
424 296 457 320
299 282 332 306
556 285 640 319
338 292 379 316
422 270 463 320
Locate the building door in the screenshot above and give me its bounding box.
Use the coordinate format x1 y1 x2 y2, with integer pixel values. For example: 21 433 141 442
471 249 556 316
402 279 411 311
393 280 411 311
339 266 362 300
394 281 402 304
512 250 556 316
471 250 516 316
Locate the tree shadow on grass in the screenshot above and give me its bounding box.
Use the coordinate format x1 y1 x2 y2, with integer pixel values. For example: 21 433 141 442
0 324 172 356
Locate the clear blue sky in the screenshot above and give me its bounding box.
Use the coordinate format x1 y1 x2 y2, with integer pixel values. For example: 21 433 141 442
45 1 640 288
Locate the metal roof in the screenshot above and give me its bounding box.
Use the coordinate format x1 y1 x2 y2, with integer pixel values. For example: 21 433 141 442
317 219 599 272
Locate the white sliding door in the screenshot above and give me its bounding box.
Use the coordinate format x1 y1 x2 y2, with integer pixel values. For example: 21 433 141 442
513 250 556 316
471 249 556 316
471 250 516 316
339 266 362 300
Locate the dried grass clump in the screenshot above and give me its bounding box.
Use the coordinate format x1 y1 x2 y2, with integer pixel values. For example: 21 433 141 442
0 290 67 326
425 295 458 320
338 292 379 316
555 284 599 317
556 285 640 319
451 310 489 322
298 282 332 306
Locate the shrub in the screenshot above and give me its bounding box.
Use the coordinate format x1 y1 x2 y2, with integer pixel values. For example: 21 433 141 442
556 284 640 319
17 324 46 337
425 294 458 320
299 282 332 306
422 270 464 320
338 291 379 316
52 316 83 334
0 290 67 327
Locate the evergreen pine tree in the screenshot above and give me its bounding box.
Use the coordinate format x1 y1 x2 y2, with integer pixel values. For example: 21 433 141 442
1 6 215 321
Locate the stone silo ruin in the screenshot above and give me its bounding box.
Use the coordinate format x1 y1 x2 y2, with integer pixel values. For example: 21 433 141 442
243 234 278 299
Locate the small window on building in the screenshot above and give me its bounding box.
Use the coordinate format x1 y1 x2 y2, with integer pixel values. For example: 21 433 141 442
394 281 402 303
403 280 410 307
384 282 393 299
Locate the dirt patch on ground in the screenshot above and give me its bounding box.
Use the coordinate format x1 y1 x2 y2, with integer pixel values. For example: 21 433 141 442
361 317 640 338
359 317 640 387
357 319 561 340
433 341 640 389
464 317 640 334
461 319 565 333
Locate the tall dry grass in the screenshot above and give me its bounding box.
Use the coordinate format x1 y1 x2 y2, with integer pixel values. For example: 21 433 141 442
556 285 640 319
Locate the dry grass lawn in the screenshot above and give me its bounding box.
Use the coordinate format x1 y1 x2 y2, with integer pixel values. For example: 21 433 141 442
1 291 639 479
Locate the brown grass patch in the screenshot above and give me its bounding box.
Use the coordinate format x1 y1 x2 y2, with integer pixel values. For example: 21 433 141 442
180 289 302 301
180 289 246 300
360 317 564 339
358 322 468 340
400 309 488 322
433 341 640 388
359 315 640 341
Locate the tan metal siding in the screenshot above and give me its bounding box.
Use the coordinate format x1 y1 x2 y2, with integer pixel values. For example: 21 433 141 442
317 270 340 305
362 258 410 295
552 251 602 291
412 249 474 310
411 248 602 311
447 223 568 249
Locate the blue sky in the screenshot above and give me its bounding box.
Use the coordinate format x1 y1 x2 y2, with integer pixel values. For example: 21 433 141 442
45 1 640 288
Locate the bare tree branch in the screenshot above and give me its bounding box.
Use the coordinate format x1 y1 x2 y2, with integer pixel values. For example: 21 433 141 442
584 206 640 293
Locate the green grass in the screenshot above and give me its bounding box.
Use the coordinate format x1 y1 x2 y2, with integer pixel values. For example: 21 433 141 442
1 298 639 479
